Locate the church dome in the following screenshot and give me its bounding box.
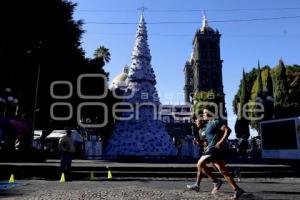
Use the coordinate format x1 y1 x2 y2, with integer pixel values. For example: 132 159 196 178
111 65 129 89
112 73 128 84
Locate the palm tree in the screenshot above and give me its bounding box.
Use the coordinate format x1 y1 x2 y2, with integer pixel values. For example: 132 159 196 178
93 46 111 64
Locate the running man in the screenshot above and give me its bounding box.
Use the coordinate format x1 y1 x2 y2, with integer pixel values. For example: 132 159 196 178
187 108 244 199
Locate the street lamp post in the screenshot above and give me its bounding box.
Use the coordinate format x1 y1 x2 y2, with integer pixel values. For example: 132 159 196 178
31 65 40 136
27 41 42 140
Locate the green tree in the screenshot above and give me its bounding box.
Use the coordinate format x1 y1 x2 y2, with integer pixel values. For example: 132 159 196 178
257 62 263 97
94 46 111 64
233 59 300 134
193 90 225 118
233 62 273 133
249 63 271 132
273 59 289 118
232 68 257 115
286 65 300 116
0 0 117 152
88 46 111 79
263 69 274 120
239 69 247 116
234 69 250 140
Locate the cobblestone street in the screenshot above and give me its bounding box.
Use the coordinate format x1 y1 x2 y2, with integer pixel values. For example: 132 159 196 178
1 178 300 200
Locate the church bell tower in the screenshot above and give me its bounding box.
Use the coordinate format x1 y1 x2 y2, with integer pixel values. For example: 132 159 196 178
184 15 225 104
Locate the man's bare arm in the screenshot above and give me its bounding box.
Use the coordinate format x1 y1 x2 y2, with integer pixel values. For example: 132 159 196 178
216 125 231 148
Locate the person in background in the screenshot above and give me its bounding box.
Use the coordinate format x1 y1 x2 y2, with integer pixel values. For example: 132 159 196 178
58 129 76 180
173 136 183 159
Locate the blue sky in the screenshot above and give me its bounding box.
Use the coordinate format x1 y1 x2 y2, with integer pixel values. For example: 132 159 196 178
73 0 300 138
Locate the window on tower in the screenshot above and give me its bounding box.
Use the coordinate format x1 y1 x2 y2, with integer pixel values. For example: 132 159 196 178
202 72 209 86
200 42 207 49
210 51 216 60
212 75 217 87
201 51 208 60
210 43 217 50
189 78 193 85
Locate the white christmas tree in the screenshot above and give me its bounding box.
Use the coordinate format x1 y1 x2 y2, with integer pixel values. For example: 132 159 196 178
104 15 176 157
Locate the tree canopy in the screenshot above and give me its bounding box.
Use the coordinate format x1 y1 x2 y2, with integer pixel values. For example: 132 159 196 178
193 90 226 119
0 0 117 146
233 60 300 134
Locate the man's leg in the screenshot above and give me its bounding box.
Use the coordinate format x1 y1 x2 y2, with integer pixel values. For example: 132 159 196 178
195 157 204 186
187 155 219 191
66 153 72 171
187 156 209 191
213 160 238 190
64 153 72 181
213 160 245 199
196 156 218 185
60 153 67 172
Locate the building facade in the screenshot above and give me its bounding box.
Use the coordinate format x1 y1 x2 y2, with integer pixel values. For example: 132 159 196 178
184 15 225 104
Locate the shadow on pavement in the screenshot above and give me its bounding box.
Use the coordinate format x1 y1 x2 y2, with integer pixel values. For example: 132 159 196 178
0 182 27 198
239 193 264 200
262 190 300 195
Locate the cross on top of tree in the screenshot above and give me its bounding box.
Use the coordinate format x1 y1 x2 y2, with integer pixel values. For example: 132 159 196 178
202 10 207 17
137 4 148 15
